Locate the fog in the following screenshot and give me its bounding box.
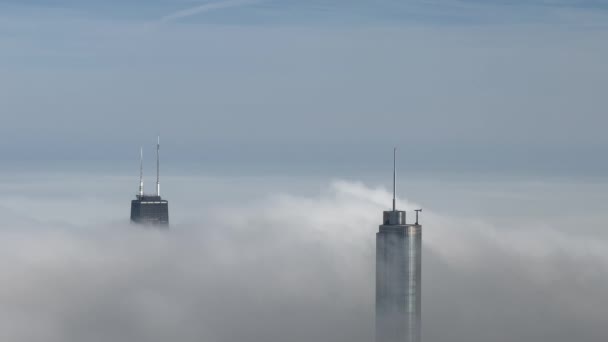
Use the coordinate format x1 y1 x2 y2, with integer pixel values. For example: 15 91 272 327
0 175 607 342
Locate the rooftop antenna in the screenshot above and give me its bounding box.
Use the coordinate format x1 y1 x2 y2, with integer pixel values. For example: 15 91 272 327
156 135 160 197
415 209 422 225
139 147 144 197
392 147 397 211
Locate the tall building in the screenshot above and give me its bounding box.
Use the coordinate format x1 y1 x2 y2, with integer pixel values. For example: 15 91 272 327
376 148 422 342
130 137 169 226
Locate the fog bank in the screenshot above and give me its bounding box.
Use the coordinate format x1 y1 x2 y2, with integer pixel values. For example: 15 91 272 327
0 180 606 342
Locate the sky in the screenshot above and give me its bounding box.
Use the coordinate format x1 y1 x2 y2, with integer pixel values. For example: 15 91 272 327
1 0 608 177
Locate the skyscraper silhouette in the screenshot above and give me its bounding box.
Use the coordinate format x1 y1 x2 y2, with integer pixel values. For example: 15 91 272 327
130 136 169 226
376 148 422 342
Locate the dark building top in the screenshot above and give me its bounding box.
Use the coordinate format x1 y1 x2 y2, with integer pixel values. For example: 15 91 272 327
131 195 169 226
130 137 169 227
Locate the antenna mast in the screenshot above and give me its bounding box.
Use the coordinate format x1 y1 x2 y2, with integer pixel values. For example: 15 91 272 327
139 147 144 197
415 209 422 225
156 136 160 196
393 147 396 211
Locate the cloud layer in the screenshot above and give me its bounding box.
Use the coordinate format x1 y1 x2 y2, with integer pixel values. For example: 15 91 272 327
0 179 607 341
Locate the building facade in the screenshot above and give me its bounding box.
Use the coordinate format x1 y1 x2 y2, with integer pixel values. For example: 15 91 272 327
376 210 422 342
130 195 169 226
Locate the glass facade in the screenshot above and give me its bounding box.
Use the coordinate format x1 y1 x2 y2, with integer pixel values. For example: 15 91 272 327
376 212 421 342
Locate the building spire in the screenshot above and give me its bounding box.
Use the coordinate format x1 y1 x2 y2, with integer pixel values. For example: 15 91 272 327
139 147 144 197
156 135 160 197
393 147 396 211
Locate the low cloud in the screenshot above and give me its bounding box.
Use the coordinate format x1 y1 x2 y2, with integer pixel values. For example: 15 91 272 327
0 180 606 342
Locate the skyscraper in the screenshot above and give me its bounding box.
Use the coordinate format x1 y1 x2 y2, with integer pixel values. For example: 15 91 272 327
130 136 169 226
376 148 422 342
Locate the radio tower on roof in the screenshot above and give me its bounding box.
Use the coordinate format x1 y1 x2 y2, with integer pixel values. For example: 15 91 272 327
130 136 169 227
139 147 144 197
376 148 422 342
156 135 160 196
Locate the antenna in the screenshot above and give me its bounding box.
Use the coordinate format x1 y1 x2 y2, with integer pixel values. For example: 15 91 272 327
139 147 144 197
156 135 160 197
415 209 422 225
393 147 396 211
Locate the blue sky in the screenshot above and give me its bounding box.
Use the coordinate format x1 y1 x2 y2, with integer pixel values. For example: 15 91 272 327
1 0 607 176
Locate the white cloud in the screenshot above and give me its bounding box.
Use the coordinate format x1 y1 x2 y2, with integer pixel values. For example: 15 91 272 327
0 179 607 341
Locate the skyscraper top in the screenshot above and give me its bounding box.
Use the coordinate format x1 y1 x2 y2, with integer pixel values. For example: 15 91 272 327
376 148 423 342
131 136 169 226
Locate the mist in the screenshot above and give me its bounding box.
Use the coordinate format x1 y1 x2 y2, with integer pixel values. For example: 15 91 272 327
0 175 607 342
